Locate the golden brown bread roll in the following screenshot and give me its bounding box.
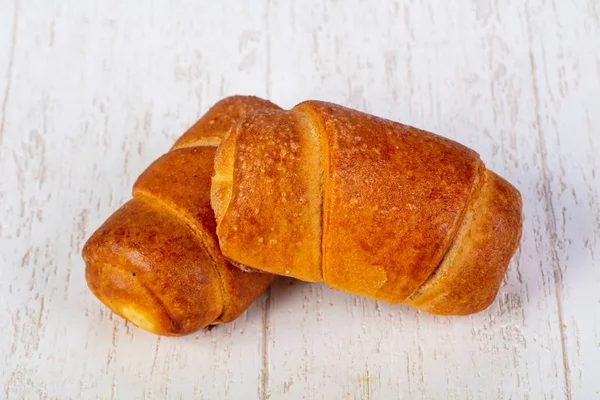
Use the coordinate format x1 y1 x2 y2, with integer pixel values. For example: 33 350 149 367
212 100 522 315
83 96 278 336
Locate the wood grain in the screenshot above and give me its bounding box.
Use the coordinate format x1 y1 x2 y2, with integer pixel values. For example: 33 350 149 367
1 0 598 399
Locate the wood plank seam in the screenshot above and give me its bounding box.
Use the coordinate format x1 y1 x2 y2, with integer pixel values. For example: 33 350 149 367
526 18 572 400
0 0 19 155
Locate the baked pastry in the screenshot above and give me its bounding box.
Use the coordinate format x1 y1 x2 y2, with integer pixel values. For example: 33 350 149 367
83 96 278 335
212 100 522 315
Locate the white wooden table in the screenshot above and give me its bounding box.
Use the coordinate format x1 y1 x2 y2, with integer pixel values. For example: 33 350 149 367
1 1 599 398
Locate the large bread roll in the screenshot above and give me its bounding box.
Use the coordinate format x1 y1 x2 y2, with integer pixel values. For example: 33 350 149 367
212 100 522 315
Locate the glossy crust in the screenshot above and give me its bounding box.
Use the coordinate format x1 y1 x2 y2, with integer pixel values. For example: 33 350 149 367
172 96 280 150
404 170 523 314
298 101 482 303
82 96 278 336
212 99 523 315
213 110 323 282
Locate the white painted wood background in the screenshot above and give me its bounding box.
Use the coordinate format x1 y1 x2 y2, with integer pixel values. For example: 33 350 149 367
1 0 599 398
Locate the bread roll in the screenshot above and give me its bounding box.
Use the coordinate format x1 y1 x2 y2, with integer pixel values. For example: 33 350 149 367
83 96 279 335
212 100 522 315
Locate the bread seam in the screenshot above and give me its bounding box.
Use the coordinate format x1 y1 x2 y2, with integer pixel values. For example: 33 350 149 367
134 276 182 332
405 161 488 301
293 107 327 280
174 139 232 323
172 136 222 149
210 125 238 226
133 186 227 323
118 265 183 332
84 231 185 334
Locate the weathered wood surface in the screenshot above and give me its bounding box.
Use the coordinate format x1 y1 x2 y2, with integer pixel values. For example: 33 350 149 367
1 0 598 398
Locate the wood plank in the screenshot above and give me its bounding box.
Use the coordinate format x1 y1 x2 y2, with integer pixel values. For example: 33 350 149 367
525 0 600 398
266 0 595 398
0 0 270 398
0 0 599 398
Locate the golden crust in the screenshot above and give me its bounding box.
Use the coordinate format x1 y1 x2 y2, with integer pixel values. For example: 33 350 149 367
213 99 523 315
83 198 224 336
172 96 280 150
211 98 283 225
82 96 278 336
214 110 323 282
404 170 523 315
133 146 276 323
296 101 482 303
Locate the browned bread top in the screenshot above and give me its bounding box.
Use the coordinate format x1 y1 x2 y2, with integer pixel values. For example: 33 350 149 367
82 96 278 336
298 101 483 303
212 99 523 314
173 96 280 149
212 109 323 282
404 170 523 314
